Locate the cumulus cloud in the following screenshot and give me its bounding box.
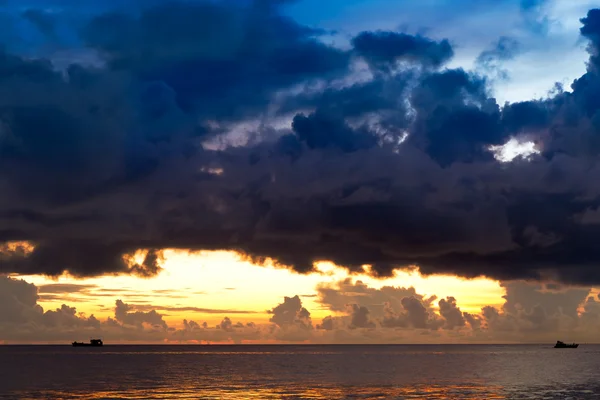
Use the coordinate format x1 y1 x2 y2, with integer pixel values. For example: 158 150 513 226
0 275 43 324
346 304 376 329
268 295 312 330
0 276 102 341
317 279 444 330
438 297 466 330
475 282 600 342
114 299 167 330
0 2 598 286
316 315 335 331
217 317 234 332
0 275 265 343
3 275 600 343
315 278 600 343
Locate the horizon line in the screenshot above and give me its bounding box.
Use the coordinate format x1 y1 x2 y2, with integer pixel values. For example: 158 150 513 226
1 342 596 346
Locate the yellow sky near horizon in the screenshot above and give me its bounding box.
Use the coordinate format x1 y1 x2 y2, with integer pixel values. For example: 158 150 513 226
16 250 506 328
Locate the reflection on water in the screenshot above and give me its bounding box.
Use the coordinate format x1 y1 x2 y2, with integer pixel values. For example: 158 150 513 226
1 345 600 399
16 385 508 399
11 384 600 400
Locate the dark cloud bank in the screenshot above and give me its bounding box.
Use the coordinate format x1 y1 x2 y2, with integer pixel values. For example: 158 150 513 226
0 1 600 284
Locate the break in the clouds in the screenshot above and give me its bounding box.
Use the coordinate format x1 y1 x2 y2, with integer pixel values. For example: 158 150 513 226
3 275 600 343
1 1 600 284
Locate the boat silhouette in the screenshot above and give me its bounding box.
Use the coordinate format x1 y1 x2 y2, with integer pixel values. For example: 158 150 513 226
72 339 103 347
554 340 578 348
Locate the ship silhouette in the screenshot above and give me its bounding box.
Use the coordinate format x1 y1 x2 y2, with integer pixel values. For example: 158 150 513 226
554 340 578 348
72 339 103 347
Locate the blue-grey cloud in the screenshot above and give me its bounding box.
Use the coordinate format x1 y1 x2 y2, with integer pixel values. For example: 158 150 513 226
476 36 521 80
352 31 454 71
0 2 600 285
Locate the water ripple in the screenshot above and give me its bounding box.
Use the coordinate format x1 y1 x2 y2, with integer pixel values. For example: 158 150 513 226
1 345 600 399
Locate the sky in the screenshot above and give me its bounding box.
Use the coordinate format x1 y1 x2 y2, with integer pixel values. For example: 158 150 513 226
1 0 600 344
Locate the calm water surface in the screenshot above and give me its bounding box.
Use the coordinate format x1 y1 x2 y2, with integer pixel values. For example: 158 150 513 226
1 344 599 399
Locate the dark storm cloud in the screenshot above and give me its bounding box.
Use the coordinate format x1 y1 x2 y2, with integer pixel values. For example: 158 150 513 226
0 2 600 284
80 0 349 120
1 243 163 278
291 110 379 153
351 31 454 71
581 9 600 70
21 9 57 39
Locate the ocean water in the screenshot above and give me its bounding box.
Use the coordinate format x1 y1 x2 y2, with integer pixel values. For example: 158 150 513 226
0 344 599 399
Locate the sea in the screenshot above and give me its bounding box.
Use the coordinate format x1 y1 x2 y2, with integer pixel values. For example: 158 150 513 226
0 344 599 399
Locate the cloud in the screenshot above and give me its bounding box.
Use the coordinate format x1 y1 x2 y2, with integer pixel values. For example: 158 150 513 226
37 283 98 294
124 304 257 314
80 0 349 120
291 110 379 154
351 31 454 71
581 9 600 70
346 303 376 329
268 295 312 330
217 316 234 332
182 319 201 332
519 0 552 34
317 279 444 330
579 294 600 329
316 315 335 331
314 278 600 342
114 299 167 330
317 278 426 316
0 276 102 341
438 297 467 330
476 36 521 80
0 275 42 324
500 281 589 319
0 275 265 343
3 275 600 343
0 3 599 285
399 296 443 330
474 281 600 342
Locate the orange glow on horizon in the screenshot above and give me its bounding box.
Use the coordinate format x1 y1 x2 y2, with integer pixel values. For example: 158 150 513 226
15 250 506 329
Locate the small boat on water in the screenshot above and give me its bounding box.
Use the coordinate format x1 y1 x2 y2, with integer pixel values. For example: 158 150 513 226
72 339 103 347
554 340 578 348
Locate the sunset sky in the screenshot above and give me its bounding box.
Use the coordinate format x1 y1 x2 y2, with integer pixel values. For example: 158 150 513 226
2 0 600 344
